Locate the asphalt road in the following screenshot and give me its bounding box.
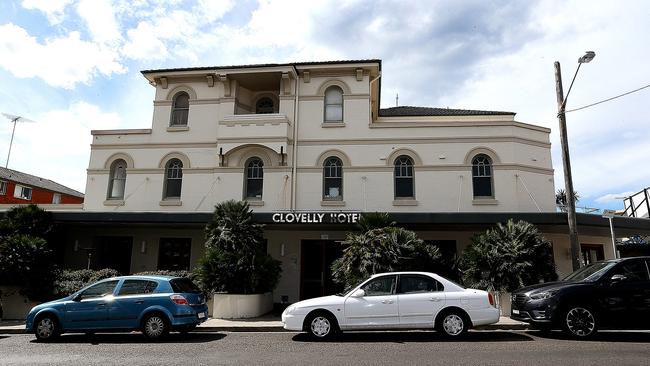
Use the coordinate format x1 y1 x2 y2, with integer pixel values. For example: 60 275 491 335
1 330 650 365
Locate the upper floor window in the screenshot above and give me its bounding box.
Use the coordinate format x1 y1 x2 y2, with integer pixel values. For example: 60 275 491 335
256 97 274 114
164 159 183 199
394 155 414 199
14 185 32 200
0 180 6 195
170 92 189 126
52 193 61 204
245 157 264 200
472 154 493 198
323 157 343 200
324 86 343 123
107 159 127 200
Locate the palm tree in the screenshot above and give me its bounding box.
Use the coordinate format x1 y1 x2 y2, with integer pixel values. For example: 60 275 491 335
555 189 580 212
356 212 395 232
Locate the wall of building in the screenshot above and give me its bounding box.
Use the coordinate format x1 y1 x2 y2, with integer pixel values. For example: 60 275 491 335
0 180 83 205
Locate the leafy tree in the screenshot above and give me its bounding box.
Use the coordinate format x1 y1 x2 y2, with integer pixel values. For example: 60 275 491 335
0 234 57 301
0 204 54 238
555 189 580 212
197 200 281 294
331 226 442 289
356 212 395 232
459 219 557 294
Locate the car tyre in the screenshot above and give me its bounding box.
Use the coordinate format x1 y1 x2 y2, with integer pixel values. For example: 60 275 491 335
34 314 60 342
306 312 338 340
142 313 169 340
562 306 597 338
436 310 469 337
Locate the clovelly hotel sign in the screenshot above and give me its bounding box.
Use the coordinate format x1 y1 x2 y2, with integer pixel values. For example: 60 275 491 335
272 212 361 224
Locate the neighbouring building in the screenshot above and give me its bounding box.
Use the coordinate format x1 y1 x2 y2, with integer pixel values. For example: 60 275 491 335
46 59 649 304
0 167 84 205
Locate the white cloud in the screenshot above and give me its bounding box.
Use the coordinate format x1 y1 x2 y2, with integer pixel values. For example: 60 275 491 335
0 24 125 89
21 0 73 24
596 192 635 204
2 102 122 192
77 0 123 45
122 21 169 60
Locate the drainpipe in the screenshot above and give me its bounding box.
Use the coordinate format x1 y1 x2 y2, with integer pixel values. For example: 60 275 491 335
290 66 300 211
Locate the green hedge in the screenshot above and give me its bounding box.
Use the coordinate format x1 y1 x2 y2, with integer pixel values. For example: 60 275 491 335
53 268 120 297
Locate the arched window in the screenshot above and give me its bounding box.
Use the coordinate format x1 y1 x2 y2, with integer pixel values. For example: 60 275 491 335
256 97 274 114
394 155 414 199
324 86 343 123
170 92 189 126
107 159 127 200
164 159 183 199
472 154 493 198
245 157 264 200
323 157 343 200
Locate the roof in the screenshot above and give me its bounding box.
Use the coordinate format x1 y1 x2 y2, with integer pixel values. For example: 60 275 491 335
141 59 382 75
379 106 516 117
0 167 84 198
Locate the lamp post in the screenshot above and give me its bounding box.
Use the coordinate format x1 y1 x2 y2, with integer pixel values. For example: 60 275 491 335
554 51 595 271
602 210 618 259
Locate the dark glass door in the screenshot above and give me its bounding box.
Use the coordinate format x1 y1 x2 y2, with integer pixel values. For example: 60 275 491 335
581 244 604 266
93 236 133 275
300 240 343 300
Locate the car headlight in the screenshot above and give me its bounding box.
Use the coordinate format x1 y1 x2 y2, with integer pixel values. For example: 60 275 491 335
529 290 557 300
284 305 297 314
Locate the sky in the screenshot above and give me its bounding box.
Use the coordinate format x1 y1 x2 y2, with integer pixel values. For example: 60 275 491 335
0 0 648 212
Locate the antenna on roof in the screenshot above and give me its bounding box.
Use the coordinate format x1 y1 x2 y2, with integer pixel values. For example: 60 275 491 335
2 113 37 168
395 93 399 107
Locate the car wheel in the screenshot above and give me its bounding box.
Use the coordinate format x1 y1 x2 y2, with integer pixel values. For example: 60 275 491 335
436 311 468 337
34 314 60 342
563 306 597 338
142 313 169 340
306 312 337 340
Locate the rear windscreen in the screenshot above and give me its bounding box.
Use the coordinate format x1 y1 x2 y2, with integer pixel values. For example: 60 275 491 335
170 278 202 293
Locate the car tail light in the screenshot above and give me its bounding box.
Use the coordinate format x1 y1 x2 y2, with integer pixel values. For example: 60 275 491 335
488 292 495 307
170 294 188 305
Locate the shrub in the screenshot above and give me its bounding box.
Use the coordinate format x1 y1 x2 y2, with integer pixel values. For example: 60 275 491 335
135 270 194 279
0 204 53 239
198 200 281 294
0 234 57 301
459 219 558 293
53 268 120 297
331 226 442 289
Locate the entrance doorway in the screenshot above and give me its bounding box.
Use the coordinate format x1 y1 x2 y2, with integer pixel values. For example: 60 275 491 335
581 244 604 265
93 236 133 274
300 240 343 300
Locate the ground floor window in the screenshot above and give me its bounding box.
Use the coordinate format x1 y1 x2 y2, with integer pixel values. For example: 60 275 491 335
581 244 604 265
158 238 192 270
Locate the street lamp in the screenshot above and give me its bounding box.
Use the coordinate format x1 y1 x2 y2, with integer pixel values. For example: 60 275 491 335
554 51 595 271
602 209 618 259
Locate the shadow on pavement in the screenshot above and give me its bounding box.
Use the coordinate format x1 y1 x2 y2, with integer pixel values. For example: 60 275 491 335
293 330 534 343
30 332 226 345
0 336 8 341
530 330 650 343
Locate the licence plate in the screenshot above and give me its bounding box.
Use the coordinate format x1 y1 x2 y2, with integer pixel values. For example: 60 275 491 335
512 309 520 315
198 312 206 319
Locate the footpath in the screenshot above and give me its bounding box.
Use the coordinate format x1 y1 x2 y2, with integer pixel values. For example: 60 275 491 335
0 316 526 334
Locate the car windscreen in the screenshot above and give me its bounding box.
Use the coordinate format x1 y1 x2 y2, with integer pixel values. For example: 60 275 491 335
563 261 617 282
169 278 202 293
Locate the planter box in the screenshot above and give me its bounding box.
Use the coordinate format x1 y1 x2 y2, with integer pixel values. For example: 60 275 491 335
0 286 39 320
212 292 273 319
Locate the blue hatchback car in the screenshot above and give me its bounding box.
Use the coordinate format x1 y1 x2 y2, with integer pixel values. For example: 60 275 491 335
25 275 208 341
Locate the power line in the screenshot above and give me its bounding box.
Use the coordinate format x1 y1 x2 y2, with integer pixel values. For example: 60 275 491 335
565 83 650 113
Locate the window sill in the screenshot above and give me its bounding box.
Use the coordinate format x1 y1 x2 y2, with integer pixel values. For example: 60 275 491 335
472 198 499 205
104 199 125 206
246 200 265 206
167 126 189 132
159 199 182 206
392 199 418 206
321 122 345 128
321 200 345 207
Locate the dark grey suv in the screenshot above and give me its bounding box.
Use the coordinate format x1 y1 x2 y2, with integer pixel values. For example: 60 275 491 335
510 256 650 337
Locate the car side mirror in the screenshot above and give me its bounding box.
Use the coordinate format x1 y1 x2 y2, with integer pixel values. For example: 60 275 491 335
351 289 365 298
72 293 82 302
610 274 627 284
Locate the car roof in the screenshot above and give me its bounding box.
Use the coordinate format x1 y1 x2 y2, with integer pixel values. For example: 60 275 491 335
101 275 179 281
370 271 437 277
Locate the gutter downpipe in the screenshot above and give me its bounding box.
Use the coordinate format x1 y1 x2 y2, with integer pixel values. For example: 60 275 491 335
290 65 300 211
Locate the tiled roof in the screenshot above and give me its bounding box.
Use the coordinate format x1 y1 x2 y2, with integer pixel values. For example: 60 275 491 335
0 167 84 198
141 59 382 74
379 106 515 117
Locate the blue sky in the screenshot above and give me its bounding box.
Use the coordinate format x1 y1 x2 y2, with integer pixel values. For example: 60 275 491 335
0 0 649 212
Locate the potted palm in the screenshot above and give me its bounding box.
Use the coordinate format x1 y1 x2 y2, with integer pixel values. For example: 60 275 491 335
197 200 281 318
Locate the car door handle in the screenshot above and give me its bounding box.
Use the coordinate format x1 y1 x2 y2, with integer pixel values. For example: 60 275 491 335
429 298 442 302
381 300 394 304
134 300 144 304
97 303 107 307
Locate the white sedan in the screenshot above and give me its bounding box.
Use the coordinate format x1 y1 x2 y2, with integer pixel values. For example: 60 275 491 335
282 272 499 339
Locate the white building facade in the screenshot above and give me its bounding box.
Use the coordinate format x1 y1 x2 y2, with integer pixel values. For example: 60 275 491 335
58 60 634 304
